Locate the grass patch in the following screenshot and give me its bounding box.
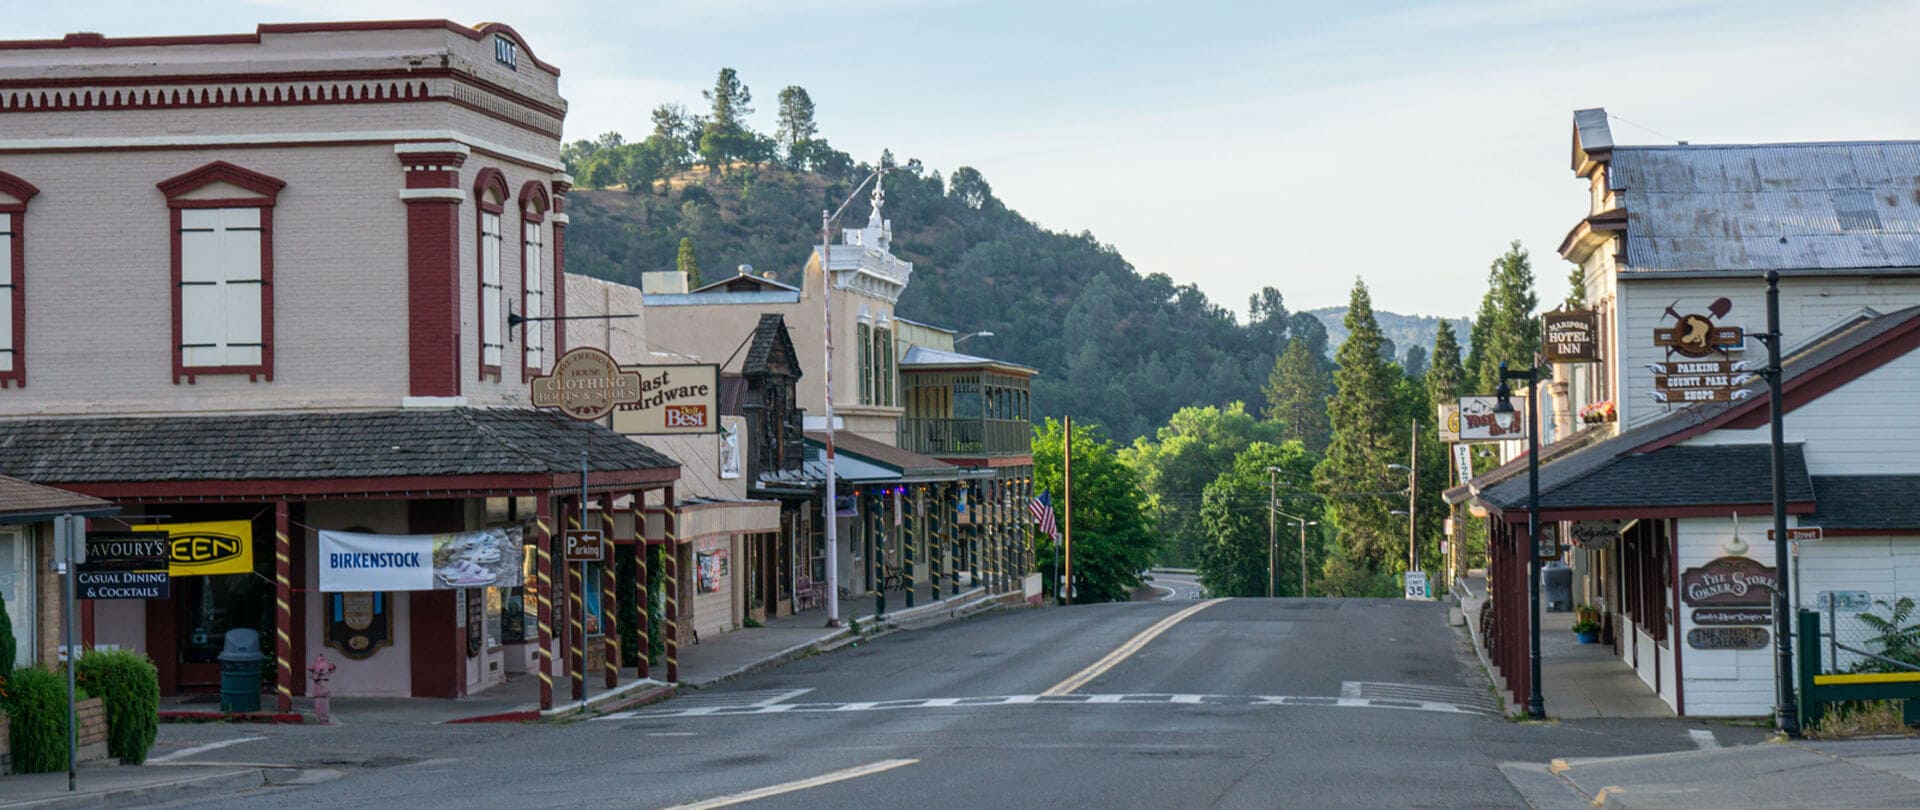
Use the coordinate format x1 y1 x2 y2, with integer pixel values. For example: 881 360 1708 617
1806 700 1914 739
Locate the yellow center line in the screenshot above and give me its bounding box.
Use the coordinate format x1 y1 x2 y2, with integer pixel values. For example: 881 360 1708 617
1042 598 1226 696
660 759 920 810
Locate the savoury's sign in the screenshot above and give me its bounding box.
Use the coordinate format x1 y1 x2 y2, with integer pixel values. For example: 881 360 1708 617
1542 309 1600 363
76 532 171 599
134 520 255 577
319 527 526 592
1680 556 1777 607
1457 396 1526 442
611 364 720 435
531 347 643 422
1687 626 1769 650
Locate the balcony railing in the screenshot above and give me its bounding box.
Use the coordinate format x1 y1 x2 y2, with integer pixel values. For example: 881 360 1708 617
898 417 1031 457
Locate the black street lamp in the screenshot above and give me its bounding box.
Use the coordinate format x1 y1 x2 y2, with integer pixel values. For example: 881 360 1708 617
1494 360 1546 720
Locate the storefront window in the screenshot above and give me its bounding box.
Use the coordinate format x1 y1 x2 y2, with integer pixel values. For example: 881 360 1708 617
0 527 35 669
485 587 503 649
583 561 605 637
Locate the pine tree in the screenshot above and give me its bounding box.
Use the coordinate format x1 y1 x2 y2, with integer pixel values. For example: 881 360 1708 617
1565 262 1589 309
1427 320 1464 407
677 237 702 287
1475 241 1540 392
1263 338 1330 453
775 86 818 169
1314 278 1403 578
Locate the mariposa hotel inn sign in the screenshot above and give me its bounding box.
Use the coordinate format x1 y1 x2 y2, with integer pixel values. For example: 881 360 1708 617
530 347 718 435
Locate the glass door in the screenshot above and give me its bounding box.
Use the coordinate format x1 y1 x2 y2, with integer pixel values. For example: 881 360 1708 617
177 573 270 689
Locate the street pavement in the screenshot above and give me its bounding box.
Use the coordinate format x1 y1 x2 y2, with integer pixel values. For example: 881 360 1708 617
1144 569 1205 600
126 598 1778 809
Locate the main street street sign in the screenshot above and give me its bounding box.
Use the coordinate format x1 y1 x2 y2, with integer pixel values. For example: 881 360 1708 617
1767 527 1823 541
531 347 642 422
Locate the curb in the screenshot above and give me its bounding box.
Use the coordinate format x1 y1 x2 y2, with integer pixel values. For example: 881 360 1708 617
0 767 268 810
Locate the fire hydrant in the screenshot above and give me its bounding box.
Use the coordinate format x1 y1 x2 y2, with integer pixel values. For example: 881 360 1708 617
308 653 337 724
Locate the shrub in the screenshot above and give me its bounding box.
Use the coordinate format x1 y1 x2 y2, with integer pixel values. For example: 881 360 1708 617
6 667 71 774
0 588 16 681
75 648 160 765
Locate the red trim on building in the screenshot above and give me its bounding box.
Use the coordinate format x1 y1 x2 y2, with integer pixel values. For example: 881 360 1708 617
550 176 570 353
1489 501 1817 523
0 20 562 76
159 162 284 384
473 168 509 381
1669 519 1685 716
45 468 680 501
0 172 37 389
400 148 469 397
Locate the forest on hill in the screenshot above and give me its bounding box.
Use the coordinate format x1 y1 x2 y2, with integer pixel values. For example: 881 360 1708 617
558 69 1454 440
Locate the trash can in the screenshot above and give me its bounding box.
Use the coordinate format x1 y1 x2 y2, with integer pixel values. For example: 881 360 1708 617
1542 562 1573 613
218 628 266 713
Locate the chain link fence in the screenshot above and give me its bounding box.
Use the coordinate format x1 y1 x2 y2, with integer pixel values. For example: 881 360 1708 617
1807 591 1920 676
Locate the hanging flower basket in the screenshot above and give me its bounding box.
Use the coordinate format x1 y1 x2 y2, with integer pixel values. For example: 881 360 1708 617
1579 400 1617 424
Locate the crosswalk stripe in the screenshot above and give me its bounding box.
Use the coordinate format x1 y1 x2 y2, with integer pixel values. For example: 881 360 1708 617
597 691 1494 721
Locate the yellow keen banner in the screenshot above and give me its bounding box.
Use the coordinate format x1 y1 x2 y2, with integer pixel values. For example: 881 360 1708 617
134 520 255 577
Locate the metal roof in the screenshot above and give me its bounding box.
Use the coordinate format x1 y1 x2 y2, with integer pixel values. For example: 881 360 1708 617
900 345 1039 374
1611 141 1920 274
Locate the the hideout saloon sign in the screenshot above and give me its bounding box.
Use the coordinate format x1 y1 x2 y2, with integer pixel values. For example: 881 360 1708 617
1681 556 1776 651
77 532 171 599
1542 309 1599 363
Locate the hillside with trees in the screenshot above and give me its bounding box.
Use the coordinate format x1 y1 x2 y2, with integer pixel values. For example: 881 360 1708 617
562 69 1365 441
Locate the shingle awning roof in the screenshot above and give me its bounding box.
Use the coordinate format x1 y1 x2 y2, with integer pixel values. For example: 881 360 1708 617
0 409 679 496
1478 443 1814 516
0 475 117 524
1807 476 1920 531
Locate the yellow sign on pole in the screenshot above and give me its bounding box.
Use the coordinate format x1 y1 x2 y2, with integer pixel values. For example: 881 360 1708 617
134 519 255 577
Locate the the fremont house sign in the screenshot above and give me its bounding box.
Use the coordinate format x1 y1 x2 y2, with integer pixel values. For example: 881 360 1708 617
1680 556 1777 607
531 347 642 422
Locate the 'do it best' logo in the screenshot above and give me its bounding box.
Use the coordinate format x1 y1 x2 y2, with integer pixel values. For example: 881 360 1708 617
171 533 244 568
664 405 708 428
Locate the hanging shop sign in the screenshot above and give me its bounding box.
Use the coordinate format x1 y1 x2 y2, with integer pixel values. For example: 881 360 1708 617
1535 524 1561 561
1687 626 1769 651
1680 556 1777 607
612 364 720 435
1542 309 1600 363
1453 444 1473 482
1654 297 1744 359
1692 608 1772 626
1569 520 1623 550
1437 403 1461 443
134 519 255 577
531 347 642 422
76 532 171 599
318 526 526 592
1457 396 1526 442
564 529 605 563
325 592 394 660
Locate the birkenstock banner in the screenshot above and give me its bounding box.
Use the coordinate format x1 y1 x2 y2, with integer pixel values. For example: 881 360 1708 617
319 527 525 592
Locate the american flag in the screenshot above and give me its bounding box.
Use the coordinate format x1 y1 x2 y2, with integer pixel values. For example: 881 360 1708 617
1029 490 1060 541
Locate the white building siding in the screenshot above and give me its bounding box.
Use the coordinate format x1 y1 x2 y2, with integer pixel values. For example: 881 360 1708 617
1681 349 1920 476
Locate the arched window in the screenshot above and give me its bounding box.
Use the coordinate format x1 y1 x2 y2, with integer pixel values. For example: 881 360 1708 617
474 168 510 379
156 161 284 383
0 172 38 388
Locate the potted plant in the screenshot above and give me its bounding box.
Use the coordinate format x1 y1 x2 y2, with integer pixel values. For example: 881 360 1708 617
1572 619 1601 644
1575 603 1600 625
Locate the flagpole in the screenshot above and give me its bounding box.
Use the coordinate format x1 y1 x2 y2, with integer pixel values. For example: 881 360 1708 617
1062 415 1073 606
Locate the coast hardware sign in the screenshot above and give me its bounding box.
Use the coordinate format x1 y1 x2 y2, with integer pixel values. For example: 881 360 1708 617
1456 396 1526 442
1542 309 1600 363
76 532 170 599
1680 556 1777 607
612 364 720 435
319 527 526 592
134 519 254 577
531 347 642 422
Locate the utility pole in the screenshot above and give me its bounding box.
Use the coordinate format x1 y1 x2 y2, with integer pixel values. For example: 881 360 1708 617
1267 468 1278 598
1409 419 1419 574
1760 270 1799 736
1299 518 1310 598
1063 414 1073 606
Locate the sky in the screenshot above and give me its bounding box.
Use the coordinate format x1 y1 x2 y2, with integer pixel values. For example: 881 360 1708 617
12 0 1920 320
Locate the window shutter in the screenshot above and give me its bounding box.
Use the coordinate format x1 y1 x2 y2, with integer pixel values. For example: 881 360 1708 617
178 208 263 368
857 323 871 405
523 220 544 372
481 212 503 369
0 213 12 372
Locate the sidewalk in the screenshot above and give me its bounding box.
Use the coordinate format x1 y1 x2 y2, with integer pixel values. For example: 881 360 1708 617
0 764 279 809
1543 738 1920 808
1458 571 1670 719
